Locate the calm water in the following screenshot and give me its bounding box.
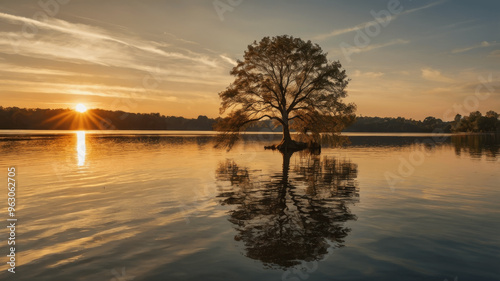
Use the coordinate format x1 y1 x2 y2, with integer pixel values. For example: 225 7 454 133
0 131 498 281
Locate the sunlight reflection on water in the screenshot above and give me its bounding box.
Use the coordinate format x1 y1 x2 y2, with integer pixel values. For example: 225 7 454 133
76 131 86 167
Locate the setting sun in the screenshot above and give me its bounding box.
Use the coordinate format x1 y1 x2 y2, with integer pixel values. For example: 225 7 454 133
75 103 87 113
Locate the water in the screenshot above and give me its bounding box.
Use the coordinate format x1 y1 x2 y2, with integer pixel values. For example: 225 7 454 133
0 131 498 281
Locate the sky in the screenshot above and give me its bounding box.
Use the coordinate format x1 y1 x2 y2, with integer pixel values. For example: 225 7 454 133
0 0 499 120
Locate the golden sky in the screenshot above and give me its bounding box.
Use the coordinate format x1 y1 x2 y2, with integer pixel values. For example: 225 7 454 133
0 0 499 120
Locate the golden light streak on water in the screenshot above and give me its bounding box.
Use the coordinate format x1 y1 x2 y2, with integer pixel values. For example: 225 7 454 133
77 131 86 166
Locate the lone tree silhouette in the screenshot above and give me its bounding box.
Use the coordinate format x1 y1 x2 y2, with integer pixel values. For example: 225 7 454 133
215 35 356 151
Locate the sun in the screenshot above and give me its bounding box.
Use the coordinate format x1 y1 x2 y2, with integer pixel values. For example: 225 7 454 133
75 103 87 113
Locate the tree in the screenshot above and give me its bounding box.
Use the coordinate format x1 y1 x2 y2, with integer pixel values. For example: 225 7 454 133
451 110 499 132
485 110 499 119
215 35 356 151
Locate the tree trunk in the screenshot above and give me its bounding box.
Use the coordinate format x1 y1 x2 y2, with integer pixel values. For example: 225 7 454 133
276 109 307 152
278 108 293 151
282 123 292 145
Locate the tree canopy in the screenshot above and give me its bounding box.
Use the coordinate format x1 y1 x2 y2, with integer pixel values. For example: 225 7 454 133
215 35 356 150
451 111 500 133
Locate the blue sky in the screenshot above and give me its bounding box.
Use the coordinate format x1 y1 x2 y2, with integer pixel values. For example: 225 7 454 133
0 0 498 119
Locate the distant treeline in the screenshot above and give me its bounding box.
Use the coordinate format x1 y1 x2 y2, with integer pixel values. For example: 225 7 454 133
345 111 500 133
344 116 451 132
0 106 498 133
0 107 217 130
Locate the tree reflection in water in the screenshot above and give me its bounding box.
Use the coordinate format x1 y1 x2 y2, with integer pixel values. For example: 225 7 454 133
451 133 499 159
216 151 359 269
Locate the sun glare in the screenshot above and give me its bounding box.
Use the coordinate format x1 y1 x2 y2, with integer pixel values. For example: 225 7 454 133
75 103 87 113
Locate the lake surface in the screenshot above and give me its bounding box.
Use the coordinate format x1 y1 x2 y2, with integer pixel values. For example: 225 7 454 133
0 131 498 281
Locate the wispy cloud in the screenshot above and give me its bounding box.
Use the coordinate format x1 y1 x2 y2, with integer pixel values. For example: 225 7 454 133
0 12 215 66
0 79 208 102
452 41 500 54
421 67 455 83
219 55 237 65
440 19 476 30
338 39 409 55
352 70 384 78
314 0 446 40
0 63 80 76
0 11 237 94
489 50 500 58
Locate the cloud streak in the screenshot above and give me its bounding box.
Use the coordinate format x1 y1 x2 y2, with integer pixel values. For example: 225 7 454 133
421 67 455 83
0 78 207 102
452 41 500 54
352 70 384 78
338 39 409 55
314 0 446 40
0 12 215 66
219 55 237 65
0 10 236 104
0 63 81 76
